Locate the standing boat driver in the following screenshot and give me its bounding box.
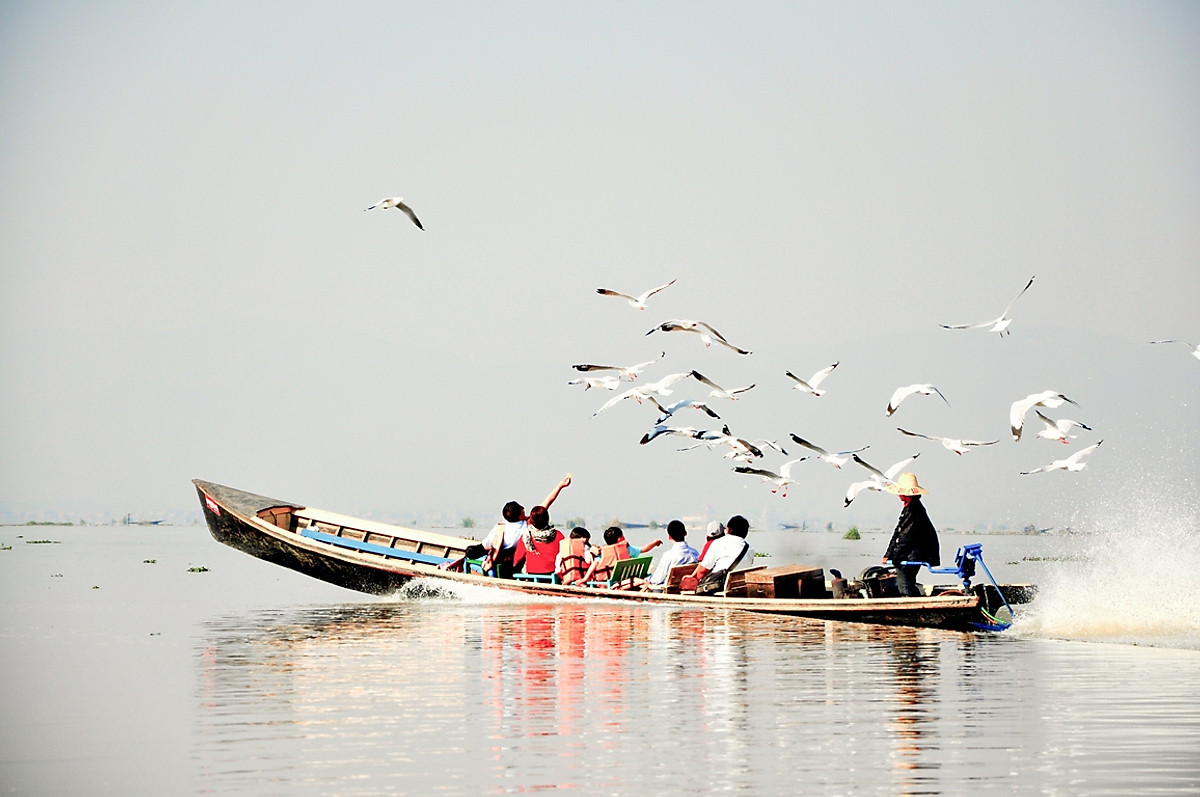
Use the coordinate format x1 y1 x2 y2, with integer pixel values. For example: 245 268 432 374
881 472 940 597
483 474 571 578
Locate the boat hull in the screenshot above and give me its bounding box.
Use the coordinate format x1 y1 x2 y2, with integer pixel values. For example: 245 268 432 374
194 479 1031 632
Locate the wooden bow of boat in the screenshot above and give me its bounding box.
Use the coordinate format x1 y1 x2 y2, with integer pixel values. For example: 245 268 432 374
193 478 1033 632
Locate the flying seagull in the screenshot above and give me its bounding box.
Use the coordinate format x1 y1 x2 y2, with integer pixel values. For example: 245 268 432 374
940 276 1035 337
785 362 839 397
592 373 693 415
571 352 664 381
843 452 920 507
788 434 868 469
886 384 950 417
1149 340 1200 361
647 320 752 355
1033 410 1092 444
364 197 424 230
1010 390 1078 441
897 427 999 455
679 425 764 460
596 279 676 310
567 375 621 391
690 370 756 400
649 397 722 423
639 425 707 445
733 457 810 497
1020 440 1103 475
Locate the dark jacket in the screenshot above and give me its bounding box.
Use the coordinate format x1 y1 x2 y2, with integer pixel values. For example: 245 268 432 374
884 496 940 567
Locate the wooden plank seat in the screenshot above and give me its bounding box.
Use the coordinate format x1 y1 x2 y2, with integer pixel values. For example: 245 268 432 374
300 528 452 566
663 563 699 594
589 555 654 590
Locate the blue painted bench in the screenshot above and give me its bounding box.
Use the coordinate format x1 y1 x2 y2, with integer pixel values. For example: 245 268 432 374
300 528 451 566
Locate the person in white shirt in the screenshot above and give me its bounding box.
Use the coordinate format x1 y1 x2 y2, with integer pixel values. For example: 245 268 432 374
646 520 700 586
682 515 754 590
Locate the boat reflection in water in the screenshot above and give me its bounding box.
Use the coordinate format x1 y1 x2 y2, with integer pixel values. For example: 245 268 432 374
195 596 1017 795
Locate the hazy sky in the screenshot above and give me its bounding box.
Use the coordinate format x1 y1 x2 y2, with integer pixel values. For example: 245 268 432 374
2 2 1198 532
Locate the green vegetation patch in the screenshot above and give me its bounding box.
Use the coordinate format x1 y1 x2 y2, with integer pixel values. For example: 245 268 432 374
187 566 209 573
25 539 61 544
843 526 861 540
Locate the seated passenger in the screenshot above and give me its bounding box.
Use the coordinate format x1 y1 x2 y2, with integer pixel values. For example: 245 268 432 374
582 526 632 584
555 528 593 585
644 520 700 588
514 506 565 577
483 474 571 578
600 525 663 559
680 514 755 592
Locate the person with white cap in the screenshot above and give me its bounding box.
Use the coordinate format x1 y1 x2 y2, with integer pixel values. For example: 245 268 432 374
699 520 725 560
881 472 941 597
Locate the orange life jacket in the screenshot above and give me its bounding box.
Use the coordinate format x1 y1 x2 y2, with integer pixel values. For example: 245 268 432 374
589 541 630 583
556 537 589 585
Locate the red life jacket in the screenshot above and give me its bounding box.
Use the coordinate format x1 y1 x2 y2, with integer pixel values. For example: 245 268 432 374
556 537 590 585
590 541 630 583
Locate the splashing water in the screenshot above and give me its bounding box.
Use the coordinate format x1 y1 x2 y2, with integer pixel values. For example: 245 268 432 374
1013 481 1200 648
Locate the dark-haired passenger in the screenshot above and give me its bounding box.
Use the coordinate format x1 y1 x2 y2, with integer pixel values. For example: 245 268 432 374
646 519 699 588
482 474 571 578
514 505 565 578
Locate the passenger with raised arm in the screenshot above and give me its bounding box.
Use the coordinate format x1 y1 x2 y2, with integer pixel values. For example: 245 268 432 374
514 506 565 578
482 474 571 578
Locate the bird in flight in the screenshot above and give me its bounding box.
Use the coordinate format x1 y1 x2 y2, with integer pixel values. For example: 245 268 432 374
896 427 998 455
843 452 920 507
595 279 676 310
690 370 756 400
785 362 839 397
1010 390 1078 441
886 384 949 417
733 457 810 497
1149 340 1200 362
940 276 1034 337
1032 410 1092 444
571 353 664 381
788 435 868 469
646 320 752 355
364 197 423 229
1020 440 1103 475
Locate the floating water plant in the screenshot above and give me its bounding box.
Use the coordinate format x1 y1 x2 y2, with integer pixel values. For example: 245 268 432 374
843 526 861 540
187 566 209 573
26 539 61 544
143 559 157 564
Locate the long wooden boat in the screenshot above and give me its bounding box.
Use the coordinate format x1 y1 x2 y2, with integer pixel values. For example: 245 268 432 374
194 479 1035 632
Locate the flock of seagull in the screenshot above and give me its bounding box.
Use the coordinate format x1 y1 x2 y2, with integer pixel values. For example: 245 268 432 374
362 196 1193 506
562 274 1138 507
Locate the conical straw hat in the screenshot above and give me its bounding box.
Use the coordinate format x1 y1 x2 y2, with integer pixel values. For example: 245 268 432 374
886 472 928 496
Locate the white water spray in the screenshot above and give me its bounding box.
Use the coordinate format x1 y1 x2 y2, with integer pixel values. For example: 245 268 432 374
1013 477 1200 648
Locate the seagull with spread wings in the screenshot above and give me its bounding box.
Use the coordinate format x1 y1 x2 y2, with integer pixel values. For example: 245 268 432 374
940 276 1034 337
1149 340 1200 362
592 373 693 416
1032 410 1092 444
690 370 756 400
567 375 621 391
896 427 999 455
886 384 950 417
1010 390 1078 441
843 452 920 507
364 197 424 229
785 362 839 397
571 352 664 381
1020 440 1103 475
733 457 810 497
646 320 752 355
595 279 676 310
788 434 868 469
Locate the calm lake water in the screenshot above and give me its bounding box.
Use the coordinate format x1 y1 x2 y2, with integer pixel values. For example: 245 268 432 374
2 522 1198 796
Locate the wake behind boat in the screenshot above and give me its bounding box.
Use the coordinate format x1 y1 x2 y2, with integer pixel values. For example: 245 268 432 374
193 479 1035 632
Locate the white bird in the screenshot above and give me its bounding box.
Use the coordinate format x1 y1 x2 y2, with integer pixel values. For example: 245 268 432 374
843 452 920 507
364 197 423 229
690 370 756 400
1149 340 1200 361
733 457 810 497
567 375 621 391
1033 410 1092 444
647 320 752 355
788 435 868 469
785 362 839 397
941 276 1034 337
648 397 722 423
1020 440 1104 475
1010 390 1078 441
571 352 664 381
679 425 764 459
592 373 693 415
595 279 676 310
639 425 706 445
896 427 999 455
886 384 950 417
